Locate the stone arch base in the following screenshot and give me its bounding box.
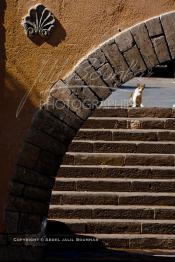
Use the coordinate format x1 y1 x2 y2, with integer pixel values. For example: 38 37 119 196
5 11 175 234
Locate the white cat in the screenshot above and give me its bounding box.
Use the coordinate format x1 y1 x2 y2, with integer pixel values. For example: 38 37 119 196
129 83 145 108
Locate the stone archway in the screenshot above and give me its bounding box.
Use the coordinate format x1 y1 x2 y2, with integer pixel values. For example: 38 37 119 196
5 11 175 234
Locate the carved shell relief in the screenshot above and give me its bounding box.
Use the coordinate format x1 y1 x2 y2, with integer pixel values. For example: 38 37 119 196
21 4 56 38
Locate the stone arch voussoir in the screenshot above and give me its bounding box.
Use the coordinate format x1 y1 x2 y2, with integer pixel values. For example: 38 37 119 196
5 11 175 234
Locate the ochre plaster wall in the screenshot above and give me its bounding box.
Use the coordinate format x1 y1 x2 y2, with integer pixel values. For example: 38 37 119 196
1 0 175 231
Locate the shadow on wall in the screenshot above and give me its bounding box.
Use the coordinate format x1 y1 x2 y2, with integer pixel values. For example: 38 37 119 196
0 0 6 101
29 18 66 47
0 0 7 233
0 71 36 233
0 1 38 233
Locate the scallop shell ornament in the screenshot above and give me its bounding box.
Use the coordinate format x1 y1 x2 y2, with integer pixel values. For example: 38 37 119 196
21 4 56 38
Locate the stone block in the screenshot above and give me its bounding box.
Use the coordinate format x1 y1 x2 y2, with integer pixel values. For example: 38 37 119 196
18 213 42 233
74 153 124 166
97 63 120 90
17 143 40 169
87 221 140 234
64 72 100 109
124 45 146 75
151 168 175 179
93 142 137 153
125 154 174 166
25 128 68 157
62 194 118 206
155 208 175 219
112 130 157 141
92 107 128 117
62 154 74 165
141 120 164 129
83 118 127 129
45 97 83 130
161 12 175 58
157 131 175 141
32 110 77 144
6 196 48 215
34 150 62 176
53 180 76 191
102 41 133 82
75 129 112 141
142 223 175 234
128 107 172 118
48 207 91 219
75 60 111 100
92 208 154 219
76 180 131 192
9 182 24 197
68 141 93 153
49 194 62 205
137 142 171 154
65 71 85 86
115 30 134 52
131 23 158 68
5 211 19 233
129 237 175 249
49 80 92 120
146 17 163 37
165 119 175 129
24 186 52 202
152 36 171 63
119 195 175 206
14 166 55 188
88 49 107 69
131 181 175 192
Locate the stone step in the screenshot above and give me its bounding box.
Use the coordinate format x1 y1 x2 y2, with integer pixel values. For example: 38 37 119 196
50 192 175 206
75 129 175 141
53 178 175 193
92 107 174 118
47 218 175 235
58 165 175 179
78 233 175 249
82 117 175 130
69 140 175 154
63 152 175 166
48 205 175 219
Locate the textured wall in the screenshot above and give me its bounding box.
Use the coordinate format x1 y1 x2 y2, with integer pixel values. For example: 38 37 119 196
1 0 175 231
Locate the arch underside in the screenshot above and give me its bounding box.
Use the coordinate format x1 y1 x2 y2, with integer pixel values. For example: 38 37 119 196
5 11 175 234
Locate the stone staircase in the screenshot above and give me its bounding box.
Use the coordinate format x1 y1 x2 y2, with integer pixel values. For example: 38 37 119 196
48 107 175 250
